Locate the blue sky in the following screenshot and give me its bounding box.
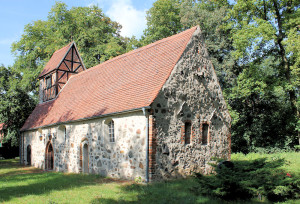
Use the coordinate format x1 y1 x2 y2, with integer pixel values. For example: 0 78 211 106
0 0 156 67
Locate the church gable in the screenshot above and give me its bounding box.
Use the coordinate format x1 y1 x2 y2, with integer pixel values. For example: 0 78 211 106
39 42 85 103
149 27 231 179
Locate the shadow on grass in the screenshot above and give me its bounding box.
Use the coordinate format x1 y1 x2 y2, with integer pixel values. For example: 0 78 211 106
0 159 106 202
0 167 44 177
90 157 300 203
0 158 21 167
1 157 299 203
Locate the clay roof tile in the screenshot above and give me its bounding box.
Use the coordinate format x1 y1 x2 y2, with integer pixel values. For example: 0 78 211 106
39 42 73 77
21 26 197 131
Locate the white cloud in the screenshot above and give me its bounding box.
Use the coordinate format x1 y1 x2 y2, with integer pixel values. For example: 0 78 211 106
85 0 148 38
106 0 147 38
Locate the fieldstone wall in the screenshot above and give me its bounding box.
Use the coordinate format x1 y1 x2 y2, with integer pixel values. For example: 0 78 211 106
22 111 147 180
150 27 231 180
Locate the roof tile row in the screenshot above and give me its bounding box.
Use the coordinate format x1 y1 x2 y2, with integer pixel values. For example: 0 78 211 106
21 26 197 131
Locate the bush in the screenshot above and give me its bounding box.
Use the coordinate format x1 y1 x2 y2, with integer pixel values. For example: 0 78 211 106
193 157 300 202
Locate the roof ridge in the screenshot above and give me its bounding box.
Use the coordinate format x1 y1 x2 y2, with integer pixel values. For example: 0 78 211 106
71 26 197 79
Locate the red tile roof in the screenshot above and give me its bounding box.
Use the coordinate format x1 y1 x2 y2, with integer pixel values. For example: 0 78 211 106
21 26 197 131
39 42 73 78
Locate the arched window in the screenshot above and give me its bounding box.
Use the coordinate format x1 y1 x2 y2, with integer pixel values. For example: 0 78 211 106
83 143 89 173
108 120 115 142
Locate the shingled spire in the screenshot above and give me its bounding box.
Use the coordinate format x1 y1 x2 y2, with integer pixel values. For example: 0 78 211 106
38 42 86 103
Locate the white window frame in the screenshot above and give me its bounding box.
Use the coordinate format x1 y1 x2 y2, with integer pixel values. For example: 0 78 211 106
108 120 115 142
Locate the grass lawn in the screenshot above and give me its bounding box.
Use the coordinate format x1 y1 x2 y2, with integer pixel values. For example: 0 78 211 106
0 159 218 204
0 152 299 203
232 152 300 175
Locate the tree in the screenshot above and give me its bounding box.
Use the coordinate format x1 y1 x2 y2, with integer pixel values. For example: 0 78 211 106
228 58 297 153
3 2 136 147
142 0 236 88
228 0 300 147
12 2 133 97
141 0 183 45
229 0 299 116
0 65 35 147
180 0 236 88
141 0 299 151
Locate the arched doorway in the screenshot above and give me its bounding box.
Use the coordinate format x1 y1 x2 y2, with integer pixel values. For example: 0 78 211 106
27 145 31 165
45 142 54 170
83 143 89 173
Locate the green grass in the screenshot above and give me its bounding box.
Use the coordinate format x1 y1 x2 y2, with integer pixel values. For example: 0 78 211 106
232 152 300 175
0 159 218 204
0 152 299 203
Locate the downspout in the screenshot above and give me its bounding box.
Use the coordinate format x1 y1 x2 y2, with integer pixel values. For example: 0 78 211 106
142 107 149 183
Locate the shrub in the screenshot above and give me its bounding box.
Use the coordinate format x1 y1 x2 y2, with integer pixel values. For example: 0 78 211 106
193 157 300 202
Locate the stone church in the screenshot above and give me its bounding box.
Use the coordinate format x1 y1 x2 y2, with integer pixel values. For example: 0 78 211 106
20 26 231 182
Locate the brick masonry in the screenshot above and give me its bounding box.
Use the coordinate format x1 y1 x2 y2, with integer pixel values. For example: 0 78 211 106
148 115 156 181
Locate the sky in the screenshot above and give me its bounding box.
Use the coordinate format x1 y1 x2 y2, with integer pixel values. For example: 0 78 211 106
0 0 156 67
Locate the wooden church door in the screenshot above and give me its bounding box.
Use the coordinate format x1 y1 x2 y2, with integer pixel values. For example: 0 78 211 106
45 142 54 170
